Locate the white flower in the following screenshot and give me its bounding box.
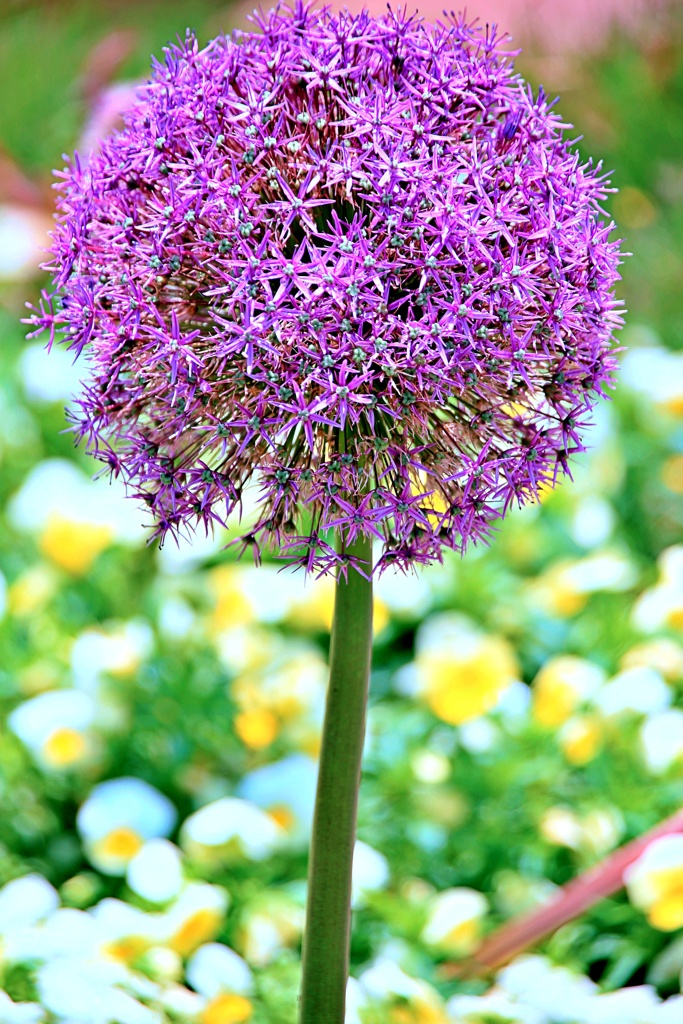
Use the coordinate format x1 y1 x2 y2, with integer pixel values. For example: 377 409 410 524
126 839 183 904
570 495 615 549
447 989 544 1024
77 778 177 875
345 977 369 1024
358 958 448 1020
7 459 144 546
37 958 162 1024
238 892 304 967
593 667 671 717
19 341 82 405
0 875 58 934
236 755 318 846
8 690 95 770
624 835 683 932
3 907 100 964
181 797 281 862
70 621 154 692
160 883 230 957
0 204 50 282
351 841 390 909
91 897 164 962
583 986 662 1024
640 710 683 774
498 956 597 1020
632 545 683 633
374 568 433 619
421 888 487 956
186 942 253 997
0 991 44 1024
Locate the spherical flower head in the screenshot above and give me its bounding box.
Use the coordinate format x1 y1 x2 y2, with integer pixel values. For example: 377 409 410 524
29 2 623 575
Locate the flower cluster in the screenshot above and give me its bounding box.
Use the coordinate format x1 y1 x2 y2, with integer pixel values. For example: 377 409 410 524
28 1 623 573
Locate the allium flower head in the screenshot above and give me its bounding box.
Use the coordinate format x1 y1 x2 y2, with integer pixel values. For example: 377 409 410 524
29 2 623 574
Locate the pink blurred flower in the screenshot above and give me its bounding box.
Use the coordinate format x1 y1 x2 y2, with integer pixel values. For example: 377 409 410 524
334 0 667 55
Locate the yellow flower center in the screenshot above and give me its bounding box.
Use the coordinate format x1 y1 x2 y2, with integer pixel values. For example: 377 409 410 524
104 936 149 965
268 805 295 832
40 514 112 574
43 726 87 767
170 908 223 956
202 994 252 1024
97 827 144 861
234 709 279 749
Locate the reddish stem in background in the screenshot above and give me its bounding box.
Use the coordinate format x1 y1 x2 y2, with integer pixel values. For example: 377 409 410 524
442 806 683 979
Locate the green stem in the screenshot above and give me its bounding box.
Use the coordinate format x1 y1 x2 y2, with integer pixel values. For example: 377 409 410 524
299 531 373 1024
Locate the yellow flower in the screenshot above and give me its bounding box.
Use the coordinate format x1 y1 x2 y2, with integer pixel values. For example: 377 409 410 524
40 513 113 574
559 715 603 765
532 656 604 728
208 566 256 632
662 454 683 495
286 576 389 634
233 709 279 749
8 565 57 617
625 836 683 931
170 908 223 957
414 615 518 725
202 994 252 1024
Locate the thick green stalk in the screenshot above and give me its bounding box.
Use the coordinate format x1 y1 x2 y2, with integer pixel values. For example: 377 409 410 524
299 531 373 1024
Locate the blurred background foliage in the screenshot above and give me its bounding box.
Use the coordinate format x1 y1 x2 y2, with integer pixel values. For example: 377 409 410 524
2 2 683 1023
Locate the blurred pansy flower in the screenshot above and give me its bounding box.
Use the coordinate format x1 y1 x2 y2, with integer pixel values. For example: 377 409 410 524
70 619 154 691
180 797 281 864
527 550 637 618
625 835 683 931
621 346 683 417
558 714 604 765
7 459 145 573
420 887 487 957
237 755 317 846
633 546 683 633
640 710 683 774
236 892 305 968
407 614 519 726
186 942 253 1024
19 341 82 405
36 957 161 1024
92 897 163 966
0 875 59 935
540 806 623 857
161 883 230 957
7 565 58 618
351 841 390 909
0 990 44 1024
532 656 605 728
593 666 671 717
0 204 51 283
186 942 253 997
358 958 449 1024
2 906 100 965
230 647 327 752
8 689 96 770
496 956 597 1020
620 638 683 681
447 989 543 1024
77 778 177 875
126 840 184 905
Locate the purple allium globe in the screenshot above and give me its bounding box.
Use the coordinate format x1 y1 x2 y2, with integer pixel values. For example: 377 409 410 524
29 1 623 575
